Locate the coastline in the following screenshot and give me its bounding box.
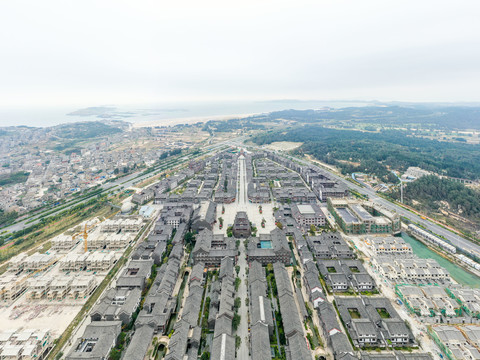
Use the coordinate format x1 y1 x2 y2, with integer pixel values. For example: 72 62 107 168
131 112 262 128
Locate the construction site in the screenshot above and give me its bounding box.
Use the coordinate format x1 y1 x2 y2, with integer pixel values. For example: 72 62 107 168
0 214 146 341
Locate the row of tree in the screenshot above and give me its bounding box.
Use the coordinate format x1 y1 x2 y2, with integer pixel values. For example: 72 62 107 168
390 175 480 219
252 126 480 180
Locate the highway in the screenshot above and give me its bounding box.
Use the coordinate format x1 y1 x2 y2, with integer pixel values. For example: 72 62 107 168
1 137 240 235
310 162 480 254
6 132 478 256
231 139 480 254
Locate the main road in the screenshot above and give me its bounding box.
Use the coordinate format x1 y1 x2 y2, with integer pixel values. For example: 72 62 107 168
232 140 480 254
235 153 250 359
1 136 243 235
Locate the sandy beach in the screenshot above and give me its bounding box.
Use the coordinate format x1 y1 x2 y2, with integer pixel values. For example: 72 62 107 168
131 112 261 128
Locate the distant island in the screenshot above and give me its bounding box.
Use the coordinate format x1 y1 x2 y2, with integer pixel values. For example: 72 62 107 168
67 106 116 117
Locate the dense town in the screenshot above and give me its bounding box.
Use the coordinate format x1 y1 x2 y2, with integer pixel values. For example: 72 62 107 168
3 0 480 359
0 123 205 214
1 129 480 360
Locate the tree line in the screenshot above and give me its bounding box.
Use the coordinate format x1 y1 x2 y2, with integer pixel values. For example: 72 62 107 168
251 126 480 181
390 175 480 219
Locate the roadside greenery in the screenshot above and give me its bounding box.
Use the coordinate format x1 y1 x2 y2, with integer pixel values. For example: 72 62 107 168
252 125 480 180
390 175 480 219
0 210 18 228
0 196 115 262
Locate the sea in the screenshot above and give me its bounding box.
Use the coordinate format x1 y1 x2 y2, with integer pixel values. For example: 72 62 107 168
0 100 372 128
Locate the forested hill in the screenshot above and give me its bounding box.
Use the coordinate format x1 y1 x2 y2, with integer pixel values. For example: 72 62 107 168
248 105 480 130
390 175 480 220
251 126 480 181
52 121 123 139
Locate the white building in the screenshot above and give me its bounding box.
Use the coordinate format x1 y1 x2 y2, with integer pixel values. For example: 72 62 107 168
366 236 413 256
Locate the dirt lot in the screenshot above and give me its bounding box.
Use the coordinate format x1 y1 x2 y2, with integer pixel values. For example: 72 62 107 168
264 141 303 151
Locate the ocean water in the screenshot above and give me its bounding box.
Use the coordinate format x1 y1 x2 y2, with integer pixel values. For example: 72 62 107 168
0 100 371 127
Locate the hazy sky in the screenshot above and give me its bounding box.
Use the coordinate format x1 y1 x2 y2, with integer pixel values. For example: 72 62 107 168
1 0 480 107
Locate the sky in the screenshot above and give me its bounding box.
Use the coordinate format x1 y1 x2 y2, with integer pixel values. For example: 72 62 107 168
1 0 480 107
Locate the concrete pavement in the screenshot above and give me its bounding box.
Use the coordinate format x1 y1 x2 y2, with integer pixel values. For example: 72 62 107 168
235 154 251 359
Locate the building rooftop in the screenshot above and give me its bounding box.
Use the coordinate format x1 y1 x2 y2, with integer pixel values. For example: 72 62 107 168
296 204 315 214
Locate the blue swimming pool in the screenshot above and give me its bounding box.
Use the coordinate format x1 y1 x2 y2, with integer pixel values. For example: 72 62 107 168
260 240 272 249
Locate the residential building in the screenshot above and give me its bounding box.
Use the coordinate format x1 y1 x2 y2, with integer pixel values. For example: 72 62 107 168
116 259 153 290
291 203 326 228
191 200 216 232
66 321 122 360
91 287 142 325
192 229 238 266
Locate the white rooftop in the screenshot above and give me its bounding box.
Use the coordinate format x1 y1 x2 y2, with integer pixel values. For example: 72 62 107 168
297 204 315 214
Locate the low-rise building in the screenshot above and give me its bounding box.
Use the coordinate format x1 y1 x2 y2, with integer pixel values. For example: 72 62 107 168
47 276 73 300
0 329 51 360
51 234 77 251
66 321 122 360
247 180 271 203
318 259 376 293
372 256 450 285
116 259 153 290
361 353 432 360
10 251 57 272
190 200 216 232
336 296 414 348
445 287 480 318
91 287 142 325
366 236 413 256
291 203 326 228
192 229 238 266
59 251 115 272
132 188 154 205
0 273 28 301
100 217 143 233
27 277 53 300
303 260 325 308
69 275 96 299
307 232 354 259
273 262 311 359
328 198 401 235
317 301 354 359
396 285 460 321
247 228 291 265
408 224 457 254
248 261 274 340
432 325 480 360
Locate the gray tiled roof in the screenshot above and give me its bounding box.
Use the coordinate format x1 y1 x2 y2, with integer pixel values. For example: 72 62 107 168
165 319 190 360
286 332 312 360
122 325 155 360
273 262 307 344
66 321 122 360
181 284 203 327
330 331 354 356
190 262 205 284
250 322 271 360
219 256 234 280
91 287 141 324
211 332 235 360
116 259 153 290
